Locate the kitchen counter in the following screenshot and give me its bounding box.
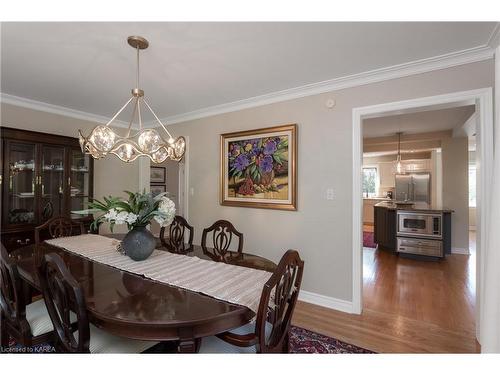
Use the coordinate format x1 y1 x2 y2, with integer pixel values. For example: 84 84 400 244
374 201 454 213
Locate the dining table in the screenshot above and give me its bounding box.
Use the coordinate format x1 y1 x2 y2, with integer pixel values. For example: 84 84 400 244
8 234 277 353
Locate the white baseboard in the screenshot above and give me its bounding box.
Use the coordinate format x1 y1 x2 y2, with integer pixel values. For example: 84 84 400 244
452 247 470 255
299 290 353 314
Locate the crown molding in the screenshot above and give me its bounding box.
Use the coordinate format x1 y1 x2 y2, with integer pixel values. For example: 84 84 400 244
487 23 500 49
150 44 494 127
0 93 131 128
2 44 495 129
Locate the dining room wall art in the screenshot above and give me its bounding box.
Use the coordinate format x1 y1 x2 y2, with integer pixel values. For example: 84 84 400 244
150 184 166 197
220 124 297 210
150 166 166 183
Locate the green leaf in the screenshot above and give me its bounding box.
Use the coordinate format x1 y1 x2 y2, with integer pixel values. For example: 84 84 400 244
274 151 288 161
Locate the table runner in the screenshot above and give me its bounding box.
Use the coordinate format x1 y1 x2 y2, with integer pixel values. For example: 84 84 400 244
45 234 272 313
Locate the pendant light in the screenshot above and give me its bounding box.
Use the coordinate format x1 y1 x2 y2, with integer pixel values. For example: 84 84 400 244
78 36 185 163
395 132 404 174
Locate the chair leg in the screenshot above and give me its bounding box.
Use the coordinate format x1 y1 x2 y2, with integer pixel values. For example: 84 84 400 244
282 332 290 353
0 313 10 350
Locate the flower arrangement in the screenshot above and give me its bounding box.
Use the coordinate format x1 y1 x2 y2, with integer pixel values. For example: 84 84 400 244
89 190 176 232
228 136 288 195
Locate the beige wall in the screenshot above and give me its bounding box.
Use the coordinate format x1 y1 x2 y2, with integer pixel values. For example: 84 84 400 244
168 60 494 301
0 103 140 233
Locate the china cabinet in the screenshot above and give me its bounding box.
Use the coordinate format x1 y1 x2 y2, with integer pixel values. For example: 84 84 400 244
1 127 94 251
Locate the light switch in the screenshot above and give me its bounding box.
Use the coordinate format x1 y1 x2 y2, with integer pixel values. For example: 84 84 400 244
326 188 334 200
190 187 194 196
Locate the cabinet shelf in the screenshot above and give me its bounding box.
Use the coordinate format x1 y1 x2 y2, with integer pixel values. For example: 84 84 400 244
11 194 35 199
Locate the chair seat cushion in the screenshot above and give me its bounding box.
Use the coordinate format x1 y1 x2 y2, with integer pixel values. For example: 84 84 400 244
26 299 54 336
199 321 273 354
87 324 158 354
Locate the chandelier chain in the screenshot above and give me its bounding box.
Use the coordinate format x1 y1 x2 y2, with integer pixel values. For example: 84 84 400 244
136 45 140 89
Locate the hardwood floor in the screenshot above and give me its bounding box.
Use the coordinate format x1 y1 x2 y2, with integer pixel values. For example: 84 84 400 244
292 231 479 353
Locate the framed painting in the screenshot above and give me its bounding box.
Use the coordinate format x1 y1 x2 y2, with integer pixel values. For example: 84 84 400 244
220 124 297 210
150 166 166 183
150 184 166 197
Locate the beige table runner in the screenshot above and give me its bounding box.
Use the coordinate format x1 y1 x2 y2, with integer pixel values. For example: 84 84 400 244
46 234 272 313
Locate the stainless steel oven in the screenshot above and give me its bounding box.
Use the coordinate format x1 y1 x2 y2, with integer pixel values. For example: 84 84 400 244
397 211 442 239
397 237 443 257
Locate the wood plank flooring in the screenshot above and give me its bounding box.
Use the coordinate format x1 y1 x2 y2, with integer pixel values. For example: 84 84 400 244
292 230 479 353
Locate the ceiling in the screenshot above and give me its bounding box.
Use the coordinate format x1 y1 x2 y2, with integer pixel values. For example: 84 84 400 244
1 22 497 123
363 105 476 138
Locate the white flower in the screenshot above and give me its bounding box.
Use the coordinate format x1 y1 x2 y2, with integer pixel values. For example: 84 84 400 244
154 197 176 227
114 210 129 225
125 213 138 225
104 208 118 221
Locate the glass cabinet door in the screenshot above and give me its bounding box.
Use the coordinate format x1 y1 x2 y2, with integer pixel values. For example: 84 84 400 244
40 145 66 222
6 141 37 225
70 149 91 212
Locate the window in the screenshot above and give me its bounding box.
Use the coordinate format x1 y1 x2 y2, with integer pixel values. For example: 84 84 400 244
362 167 378 198
469 163 476 207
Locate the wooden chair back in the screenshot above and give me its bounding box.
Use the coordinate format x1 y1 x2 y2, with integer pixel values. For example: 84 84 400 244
37 253 90 353
255 250 304 353
201 220 244 261
35 216 86 244
0 244 29 334
160 215 194 254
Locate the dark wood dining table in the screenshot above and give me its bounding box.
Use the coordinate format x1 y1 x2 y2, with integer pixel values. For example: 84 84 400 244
9 234 277 353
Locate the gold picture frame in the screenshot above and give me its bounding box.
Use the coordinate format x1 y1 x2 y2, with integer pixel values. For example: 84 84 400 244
220 124 297 211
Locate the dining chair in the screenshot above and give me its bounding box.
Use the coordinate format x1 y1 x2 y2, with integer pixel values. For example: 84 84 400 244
37 252 159 353
160 215 194 254
199 249 304 353
201 220 244 262
35 215 86 245
0 243 55 349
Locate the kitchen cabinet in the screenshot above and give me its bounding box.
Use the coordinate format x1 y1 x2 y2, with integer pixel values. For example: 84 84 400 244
374 204 397 251
1 127 94 251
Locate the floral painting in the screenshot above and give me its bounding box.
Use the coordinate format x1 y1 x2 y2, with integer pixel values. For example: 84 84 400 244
220 124 297 210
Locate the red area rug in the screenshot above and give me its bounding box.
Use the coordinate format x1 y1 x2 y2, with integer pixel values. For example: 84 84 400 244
363 231 376 248
6 326 373 354
289 326 374 353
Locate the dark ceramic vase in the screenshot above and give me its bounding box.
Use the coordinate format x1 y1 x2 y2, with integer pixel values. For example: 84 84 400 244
122 226 156 261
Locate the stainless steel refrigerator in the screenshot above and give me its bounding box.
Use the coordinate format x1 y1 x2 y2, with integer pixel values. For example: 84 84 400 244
395 173 431 203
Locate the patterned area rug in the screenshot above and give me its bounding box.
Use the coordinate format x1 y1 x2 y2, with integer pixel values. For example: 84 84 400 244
363 231 376 248
289 326 373 353
6 326 373 354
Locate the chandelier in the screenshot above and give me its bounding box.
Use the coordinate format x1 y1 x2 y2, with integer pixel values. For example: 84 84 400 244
79 36 185 163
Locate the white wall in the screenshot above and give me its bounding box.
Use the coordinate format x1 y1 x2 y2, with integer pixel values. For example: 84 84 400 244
168 60 494 301
0 103 140 233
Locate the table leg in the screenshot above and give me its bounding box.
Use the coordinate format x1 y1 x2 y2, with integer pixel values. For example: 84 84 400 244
177 338 201 353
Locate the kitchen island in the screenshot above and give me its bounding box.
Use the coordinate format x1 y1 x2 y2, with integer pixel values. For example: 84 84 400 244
374 201 453 260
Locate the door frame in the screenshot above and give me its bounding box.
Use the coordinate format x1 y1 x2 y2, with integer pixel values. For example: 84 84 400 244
178 136 189 220
351 87 494 344
138 136 189 219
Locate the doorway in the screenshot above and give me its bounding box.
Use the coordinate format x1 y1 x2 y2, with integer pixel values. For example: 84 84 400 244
352 88 493 346
141 136 189 234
